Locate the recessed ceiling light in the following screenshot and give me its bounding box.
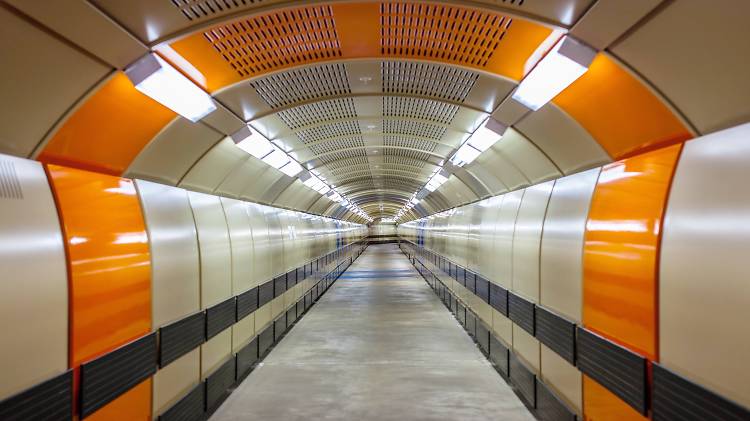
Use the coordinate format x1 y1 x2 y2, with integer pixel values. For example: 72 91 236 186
359 76 373 83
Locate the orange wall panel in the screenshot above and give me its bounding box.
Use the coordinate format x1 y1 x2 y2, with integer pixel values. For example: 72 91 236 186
86 380 152 421
39 73 175 176
554 55 691 159
583 143 681 360
46 164 152 418
583 376 647 421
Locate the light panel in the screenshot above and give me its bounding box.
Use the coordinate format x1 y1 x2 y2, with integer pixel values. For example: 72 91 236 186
125 53 216 122
512 36 596 111
262 147 290 169
231 126 274 158
279 160 303 177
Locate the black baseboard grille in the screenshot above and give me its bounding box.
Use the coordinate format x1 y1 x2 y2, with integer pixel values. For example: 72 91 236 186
159 312 205 367
0 370 72 421
258 281 274 307
489 283 509 316
536 378 577 421
652 363 750 421
80 333 157 418
236 287 258 321
475 276 489 302
490 335 509 377
236 337 259 379
274 275 287 298
258 326 274 356
510 353 536 408
206 298 236 340
476 323 490 355
508 293 535 336
286 308 297 328
465 312 476 337
158 383 204 421
535 306 576 365
576 327 647 415
205 358 235 411
274 315 287 341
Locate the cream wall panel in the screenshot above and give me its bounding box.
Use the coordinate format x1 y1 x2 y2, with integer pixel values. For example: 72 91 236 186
127 118 224 185
512 181 554 301
492 311 513 346
221 198 254 294
180 138 247 193
232 313 255 353
153 349 200 416
660 123 750 406
474 148 528 192
465 165 508 196
136 180 200 327
0 8 109 158
201 331 232 377
242 167 284 203
515 103 610 174
264 206 286 276
492 190 524 288
540 168 600 321
0 155 68 399
494 129 561 185
247 204 272 284
513 325 540 373
215 156 264 198
612 0 750 134
541 345 582 414
465 206 481 272
476 196 504 279
188 191 232 308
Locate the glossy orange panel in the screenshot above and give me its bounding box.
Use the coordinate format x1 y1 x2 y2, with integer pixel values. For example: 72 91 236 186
554 54 692 159
39 73 175 176
168 2 550 93
583 144 681 360
86 380 152 421
46 164 151 362
583 376 647 421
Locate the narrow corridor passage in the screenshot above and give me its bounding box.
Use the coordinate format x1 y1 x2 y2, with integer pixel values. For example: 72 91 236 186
211 244 534 421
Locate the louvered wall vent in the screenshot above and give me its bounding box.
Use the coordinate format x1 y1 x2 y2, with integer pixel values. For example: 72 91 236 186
380 3 511 67
382 61 479 102
278 98 358 129
250 63 351 108
383 97 459 125
203 5 341 77
296 121 362 144
383 120 446 140
0 160 23 199
172 0 264 21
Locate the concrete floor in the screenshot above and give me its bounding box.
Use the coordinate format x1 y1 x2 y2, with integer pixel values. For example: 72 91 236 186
211 244 535 421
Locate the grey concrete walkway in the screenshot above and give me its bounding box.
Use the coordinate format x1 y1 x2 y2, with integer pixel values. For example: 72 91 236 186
211 244 534 421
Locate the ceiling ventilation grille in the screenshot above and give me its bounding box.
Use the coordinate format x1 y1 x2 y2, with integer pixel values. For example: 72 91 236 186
383 135 437 152
383 97 459 125
250 63 351 108
278 98 358 129
381 61 479 102
308 136 365 155
203 5 342 77
296 120 362 144
320 149 368 164
379 3 511 67
171 0 262 21
383 120 446 140
383 155 429 168
326 155 369 169
385 148 432 163
0 160 22 199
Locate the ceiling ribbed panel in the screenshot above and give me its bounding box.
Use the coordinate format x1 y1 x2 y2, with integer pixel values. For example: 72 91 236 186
383 97 459 125
295 120 362 144
381 61 479 102
386 148 433 163
250 63 351 108
278 98 358 129
308 137 365 155
382 120 446 140
172 0 266 21
383 135 437 152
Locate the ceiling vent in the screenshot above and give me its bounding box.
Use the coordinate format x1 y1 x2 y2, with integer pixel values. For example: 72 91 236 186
296 120 362 144
278 98 358 129
381 61 479 102
250 63 351 108
383 97 459 125
171 0 263 21
0 160 23 200
383 120 446 140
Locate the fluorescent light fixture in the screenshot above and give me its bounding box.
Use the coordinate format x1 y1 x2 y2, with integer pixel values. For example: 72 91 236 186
315 183 330 194
125 53 216 122
231 126 275 159
512 36 596 111
425 180 440 192
262 147 290 169
410 197 419 205
279 160 303 177
467 118 506 152
432 169 449 185
450 143 482 167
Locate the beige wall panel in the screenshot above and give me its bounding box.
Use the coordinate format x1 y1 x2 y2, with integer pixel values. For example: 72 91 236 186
474 148 528 192
247 204 272 284
264 206 286 276
0 154 68 399
512 180 554 301
201 330 232 377
465 165 508 196
214 83 274 122
215 156 263 198
612 0 750 134
275 180 317 211
271 296 284 318
476 195 505 278
569 0 662 50
221 198 254 294
241 167 284 203
127 118 224 185
0 8 109 158
492 311 513 346
465 205 482 272
232 314 255 353
465 75 516 113
255 303 271 331
180 138 247 193
136 180 200 327
495 129 561 184
8 0 147 69
308 196 332 215
660 123 750 406
540 345 582 415
152 349 200 416
188 191 232 307
492 190 525 288
540 168 600 321
513 325 540 373
516 103 610 174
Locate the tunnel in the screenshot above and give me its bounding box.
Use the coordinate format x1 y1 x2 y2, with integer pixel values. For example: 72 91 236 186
1 0 749 420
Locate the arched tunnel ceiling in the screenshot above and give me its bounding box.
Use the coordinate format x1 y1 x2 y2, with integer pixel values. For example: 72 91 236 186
5 0 750 222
